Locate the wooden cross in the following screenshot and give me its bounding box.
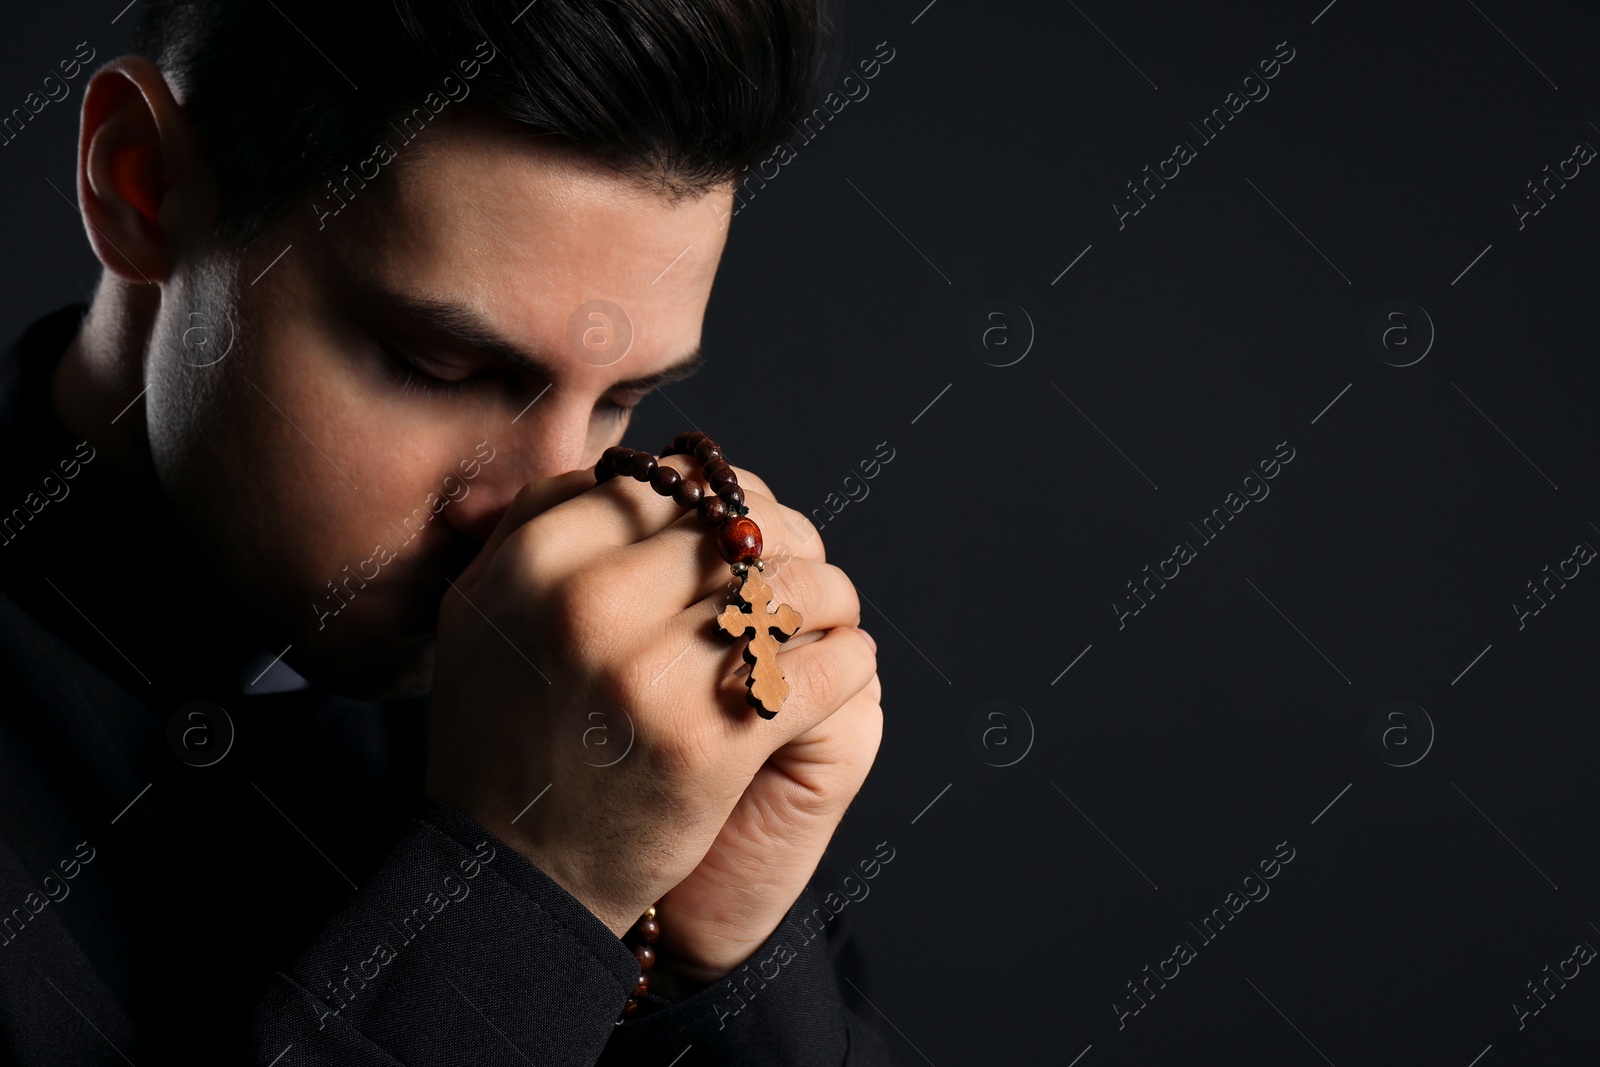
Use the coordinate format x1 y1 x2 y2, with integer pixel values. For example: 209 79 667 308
715 566 803 719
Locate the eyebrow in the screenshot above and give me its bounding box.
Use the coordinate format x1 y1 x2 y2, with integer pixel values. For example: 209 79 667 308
379 291 708 392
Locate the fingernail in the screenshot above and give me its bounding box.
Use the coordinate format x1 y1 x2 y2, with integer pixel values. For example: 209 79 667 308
859 628 877 652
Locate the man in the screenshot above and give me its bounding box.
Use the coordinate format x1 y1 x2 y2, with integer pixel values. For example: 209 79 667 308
0 1 895 1063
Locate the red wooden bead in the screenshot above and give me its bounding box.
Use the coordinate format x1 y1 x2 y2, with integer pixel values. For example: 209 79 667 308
622 997 639 1017
632 974 649 997
717 516 762 563
634 917 660 944
633 944 655 971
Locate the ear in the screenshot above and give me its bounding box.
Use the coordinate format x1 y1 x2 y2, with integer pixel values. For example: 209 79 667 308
76 56 215 284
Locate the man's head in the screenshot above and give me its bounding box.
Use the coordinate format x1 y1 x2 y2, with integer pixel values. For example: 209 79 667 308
58 0 829 699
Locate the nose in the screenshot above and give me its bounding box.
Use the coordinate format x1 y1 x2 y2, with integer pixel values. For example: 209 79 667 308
438 394 596 545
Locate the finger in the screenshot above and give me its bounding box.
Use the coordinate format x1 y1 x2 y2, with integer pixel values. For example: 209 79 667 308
459 452 708 599
482 455 815 605
665 554 862 703
758 672 884 818
703 556 862 656
721 623 878 753
509 452 711 580
604 482 822 617
619 554 860 708
551 455 815 567
657 622 876 770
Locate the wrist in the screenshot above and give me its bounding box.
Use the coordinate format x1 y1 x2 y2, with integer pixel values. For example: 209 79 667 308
474 814 641 939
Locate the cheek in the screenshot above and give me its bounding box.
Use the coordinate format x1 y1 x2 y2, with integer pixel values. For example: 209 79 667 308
150 312 446 614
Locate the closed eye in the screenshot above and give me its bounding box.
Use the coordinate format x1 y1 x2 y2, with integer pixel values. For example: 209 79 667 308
380 339 644 419
379 340 474 397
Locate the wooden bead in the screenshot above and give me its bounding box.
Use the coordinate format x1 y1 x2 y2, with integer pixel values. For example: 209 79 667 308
650 464 682 496
628 452 657 479
698 497 728 525
694 441 723 464
616 898 661 1025
718 484 744 509
717 516 762 563
673 479 704 508
596 447 626 483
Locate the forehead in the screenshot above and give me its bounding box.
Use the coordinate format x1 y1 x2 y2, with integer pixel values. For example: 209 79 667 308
311 111 734 343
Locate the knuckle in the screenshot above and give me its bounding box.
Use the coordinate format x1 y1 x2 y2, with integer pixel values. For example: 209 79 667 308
508 477 545 513
803 561 860 627
511 518 568 586
771 559 820 616
773 504 823 559
787 654 832 715
780 775 840 822
836 569 863 629
549 568 620 659
846 695 885 763
835 685 885 775
730 464 773 500
858 702 885 765
760 542 798 579
797 640 852 711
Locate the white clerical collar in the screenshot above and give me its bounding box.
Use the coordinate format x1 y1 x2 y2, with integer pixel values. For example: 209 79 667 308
234 644 312 694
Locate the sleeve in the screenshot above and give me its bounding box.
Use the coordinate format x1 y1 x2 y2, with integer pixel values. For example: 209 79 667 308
248 797 645 1066
596 867 906 1066
248 797 903 1066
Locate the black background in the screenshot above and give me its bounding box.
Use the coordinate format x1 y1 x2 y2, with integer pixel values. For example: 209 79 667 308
5 1 1600 1063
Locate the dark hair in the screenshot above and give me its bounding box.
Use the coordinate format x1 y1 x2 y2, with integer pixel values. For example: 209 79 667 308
134 0 834 246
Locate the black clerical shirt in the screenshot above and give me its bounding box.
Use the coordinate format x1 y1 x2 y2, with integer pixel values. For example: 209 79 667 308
0 305 900 1065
